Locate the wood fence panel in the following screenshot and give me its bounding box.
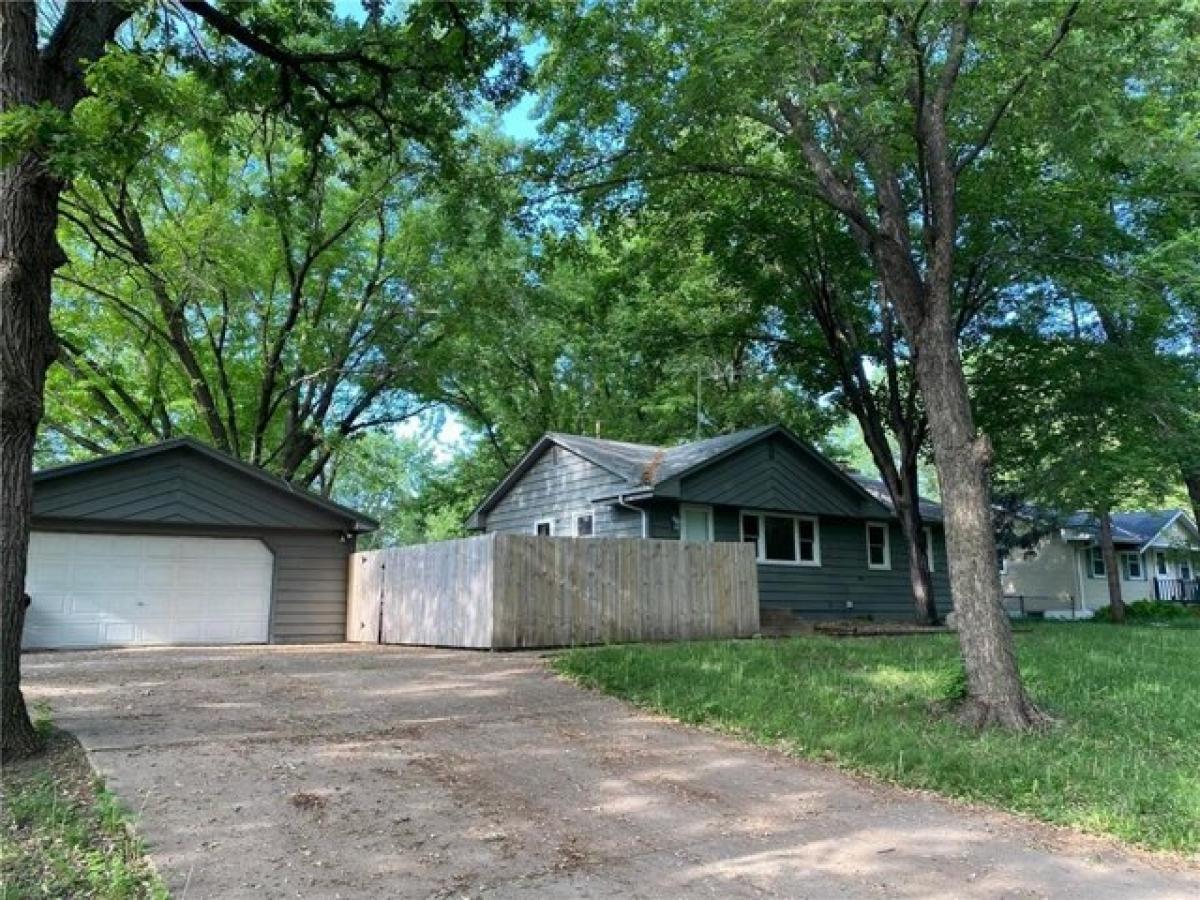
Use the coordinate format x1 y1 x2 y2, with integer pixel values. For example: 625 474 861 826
350 533 758 648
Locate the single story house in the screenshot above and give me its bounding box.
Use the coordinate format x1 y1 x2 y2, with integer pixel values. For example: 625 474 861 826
1000 509 1200 616
25 438 376 650
467 425 951 620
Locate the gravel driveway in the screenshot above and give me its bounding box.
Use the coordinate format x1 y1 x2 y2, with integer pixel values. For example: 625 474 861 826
23 645 1198 899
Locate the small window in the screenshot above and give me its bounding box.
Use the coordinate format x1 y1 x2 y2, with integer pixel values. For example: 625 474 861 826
1121 552 1143 580
574 513 594 537
998 550 1009 575
1155 551 1169 576
924 526 935 572
534 519 554 536
1182 558 1193 580
866 523 890 570
1089 547 1105 578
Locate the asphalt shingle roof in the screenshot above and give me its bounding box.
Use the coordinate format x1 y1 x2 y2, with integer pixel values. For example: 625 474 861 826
1061 510 1182 545
549 425 777 489
849 473 944 522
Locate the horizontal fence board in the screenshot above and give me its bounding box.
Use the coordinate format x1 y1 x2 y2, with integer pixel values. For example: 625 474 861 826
349 534 758 648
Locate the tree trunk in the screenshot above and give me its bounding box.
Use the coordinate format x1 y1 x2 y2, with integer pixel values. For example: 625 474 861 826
912 311 1044 729
1098 508 1125 622
2 2 132 758
1184 468 1200 535
894 486 938 626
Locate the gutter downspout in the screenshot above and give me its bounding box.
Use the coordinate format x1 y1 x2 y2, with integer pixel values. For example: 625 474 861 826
617 493 649 538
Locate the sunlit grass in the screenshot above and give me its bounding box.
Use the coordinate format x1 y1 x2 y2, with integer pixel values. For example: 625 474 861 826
554 622 1200 852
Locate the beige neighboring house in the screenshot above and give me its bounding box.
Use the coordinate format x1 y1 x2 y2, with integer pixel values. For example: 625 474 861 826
999 509 1200 618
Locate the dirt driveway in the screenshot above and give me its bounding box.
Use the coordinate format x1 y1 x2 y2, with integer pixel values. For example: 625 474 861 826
23 645 1198 899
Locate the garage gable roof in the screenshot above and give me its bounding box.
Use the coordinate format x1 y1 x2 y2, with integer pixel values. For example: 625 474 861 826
34 438 378 533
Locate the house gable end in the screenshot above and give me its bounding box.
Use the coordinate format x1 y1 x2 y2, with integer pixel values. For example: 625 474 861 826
671 434 885 518
479 442 635 534
33 447 358 531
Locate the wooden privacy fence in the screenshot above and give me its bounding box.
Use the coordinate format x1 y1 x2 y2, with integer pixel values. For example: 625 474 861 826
346 533 759 649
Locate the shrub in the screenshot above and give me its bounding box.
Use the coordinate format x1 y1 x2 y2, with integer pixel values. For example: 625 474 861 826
1092 600 1198 622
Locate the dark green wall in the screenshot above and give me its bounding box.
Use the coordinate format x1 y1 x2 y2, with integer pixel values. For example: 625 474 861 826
647 499 952 620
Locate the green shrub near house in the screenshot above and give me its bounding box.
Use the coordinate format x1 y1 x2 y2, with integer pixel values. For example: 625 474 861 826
554 623 1200 853
1092 600 1200 623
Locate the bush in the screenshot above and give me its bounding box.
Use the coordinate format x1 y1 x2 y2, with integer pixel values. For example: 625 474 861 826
1092 600 1198 622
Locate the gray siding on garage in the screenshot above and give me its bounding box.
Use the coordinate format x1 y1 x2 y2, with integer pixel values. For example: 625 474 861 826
484 444 643 537
34 449 349 531
31 441 369 645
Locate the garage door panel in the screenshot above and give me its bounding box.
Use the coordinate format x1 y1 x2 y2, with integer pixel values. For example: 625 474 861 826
24 533 273 649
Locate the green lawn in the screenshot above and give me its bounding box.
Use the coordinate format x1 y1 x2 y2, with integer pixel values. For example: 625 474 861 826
553 623 1200 853
1 723 166 900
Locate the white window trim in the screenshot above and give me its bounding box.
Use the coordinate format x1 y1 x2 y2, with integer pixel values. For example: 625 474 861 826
866 522 891 571
1120 551 1145 581
924 526 935 572
1182 557 1193 580
679 503 714 542
533 517 555 536
739 510 821 567
999 552 1009 575
572 511 595 538
1088 546 1105 578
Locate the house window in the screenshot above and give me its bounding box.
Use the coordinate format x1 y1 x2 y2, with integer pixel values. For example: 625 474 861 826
1155 551 1169 576
924 526 935 572
574 513 594 537
534 519 554 536
866 523 891 570
1089 547 1105 578
1121 552 1144 580
998 550 1009 575
740 512 820 565
1183 558 1193 581
680 504 713 542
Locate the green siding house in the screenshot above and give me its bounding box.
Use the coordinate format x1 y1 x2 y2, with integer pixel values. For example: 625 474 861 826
468 425 950 620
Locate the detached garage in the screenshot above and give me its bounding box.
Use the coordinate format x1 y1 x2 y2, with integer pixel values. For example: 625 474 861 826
25 438 377 650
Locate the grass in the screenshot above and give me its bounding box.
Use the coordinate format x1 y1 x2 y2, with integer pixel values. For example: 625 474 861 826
553 621 1200 854
1 707 167 900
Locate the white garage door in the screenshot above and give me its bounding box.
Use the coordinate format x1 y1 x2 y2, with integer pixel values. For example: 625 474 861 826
24 532 273 649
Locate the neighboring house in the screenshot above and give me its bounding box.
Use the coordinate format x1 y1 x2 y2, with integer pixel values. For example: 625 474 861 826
467 425 951 620
1000 509 1200 617
25 438 377 650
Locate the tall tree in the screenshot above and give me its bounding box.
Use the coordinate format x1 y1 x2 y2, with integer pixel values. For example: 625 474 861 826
48 117 453 484
535 0 1178 727
1 0 521 759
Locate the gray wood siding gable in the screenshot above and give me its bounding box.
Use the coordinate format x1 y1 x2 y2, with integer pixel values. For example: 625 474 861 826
34 449 351 531
483 444 643 537
674 435 879 518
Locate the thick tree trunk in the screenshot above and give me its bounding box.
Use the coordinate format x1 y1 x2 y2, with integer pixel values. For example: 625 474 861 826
1 2 59 760
1 160 63 757
912 312 1044 729
1097 508 1125 622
